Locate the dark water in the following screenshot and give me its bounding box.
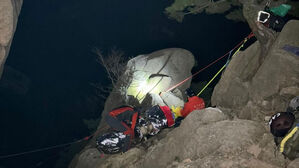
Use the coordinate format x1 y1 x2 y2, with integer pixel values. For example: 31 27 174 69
0 0 250 167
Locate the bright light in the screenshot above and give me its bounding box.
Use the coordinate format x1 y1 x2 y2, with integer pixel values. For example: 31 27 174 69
126 71 171 102
137 80 148 92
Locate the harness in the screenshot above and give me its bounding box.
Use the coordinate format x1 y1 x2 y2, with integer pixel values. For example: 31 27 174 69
109 106 134 117
109 106 138 139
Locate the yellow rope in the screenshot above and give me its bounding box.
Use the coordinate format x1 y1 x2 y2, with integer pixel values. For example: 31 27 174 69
197 64 226 96
197 38 248 97
280 126 299 153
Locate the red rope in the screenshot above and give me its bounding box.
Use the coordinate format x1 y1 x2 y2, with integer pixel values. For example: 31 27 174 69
0 135 93 159
164 32 254 93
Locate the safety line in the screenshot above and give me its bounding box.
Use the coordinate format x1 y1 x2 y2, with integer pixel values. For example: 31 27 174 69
196 37 249 96
0 120 113 159
197 64 226 96
0 135 93 159
164 32 254 93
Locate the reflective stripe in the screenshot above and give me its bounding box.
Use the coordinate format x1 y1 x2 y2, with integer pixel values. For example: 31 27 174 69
280 125 299 153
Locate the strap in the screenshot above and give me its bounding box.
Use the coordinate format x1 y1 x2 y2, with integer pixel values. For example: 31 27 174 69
131 112 138 130
122 122 134 138
109 107 134 117
280 125 299 153
160 106 175 127
122 112 138 139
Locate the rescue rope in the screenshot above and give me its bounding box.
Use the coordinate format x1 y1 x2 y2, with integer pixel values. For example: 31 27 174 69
0 122 112 159
163 32 254 93
196 36 250 96
0 135 93 159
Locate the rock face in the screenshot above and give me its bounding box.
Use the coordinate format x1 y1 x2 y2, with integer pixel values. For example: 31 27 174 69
73 109 289 168
126 48 195 102
0 0 23 78
288 158 299 168
101 48 194 118
212 20 299 121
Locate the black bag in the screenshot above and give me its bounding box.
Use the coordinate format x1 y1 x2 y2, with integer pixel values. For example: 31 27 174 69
96 132 128 154
145 105 168 135
268 15 285 32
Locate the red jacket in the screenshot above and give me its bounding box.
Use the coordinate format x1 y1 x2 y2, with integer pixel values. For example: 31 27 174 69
181 96 205 118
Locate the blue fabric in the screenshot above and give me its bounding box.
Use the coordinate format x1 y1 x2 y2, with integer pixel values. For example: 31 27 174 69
282 45 299 56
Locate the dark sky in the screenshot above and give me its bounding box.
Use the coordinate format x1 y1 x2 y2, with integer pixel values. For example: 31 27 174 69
0 0 250 167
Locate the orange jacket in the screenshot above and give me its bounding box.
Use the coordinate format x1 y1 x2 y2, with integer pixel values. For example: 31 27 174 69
181 96 205 118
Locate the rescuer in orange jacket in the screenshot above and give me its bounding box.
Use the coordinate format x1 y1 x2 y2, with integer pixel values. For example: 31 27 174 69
180 88 205 118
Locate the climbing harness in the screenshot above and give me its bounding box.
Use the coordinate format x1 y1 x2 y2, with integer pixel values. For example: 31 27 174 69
163 32 255 94
197 36 250 96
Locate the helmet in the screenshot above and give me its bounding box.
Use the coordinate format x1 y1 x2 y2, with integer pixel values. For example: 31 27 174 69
269 112 295 137
185 88 195 97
